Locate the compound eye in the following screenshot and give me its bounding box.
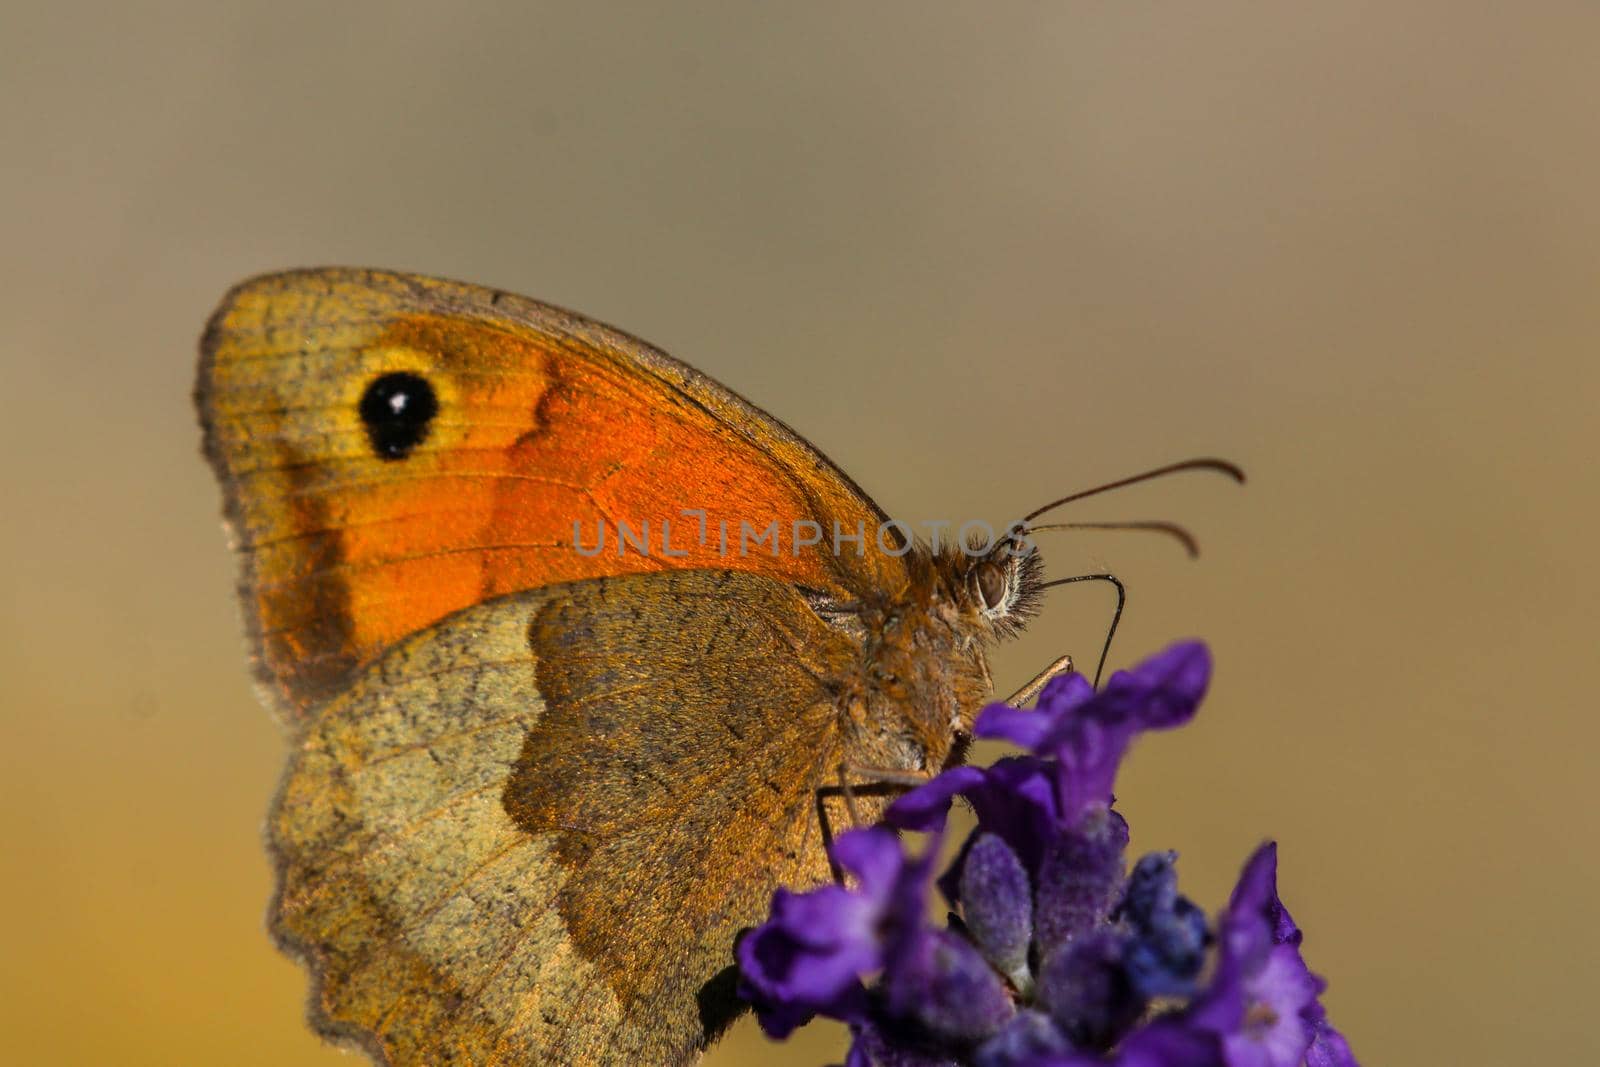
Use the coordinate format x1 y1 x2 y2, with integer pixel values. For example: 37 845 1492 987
974 560 1008 612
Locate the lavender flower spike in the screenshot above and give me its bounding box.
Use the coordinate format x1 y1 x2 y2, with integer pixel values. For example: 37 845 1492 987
736 641 1359 1067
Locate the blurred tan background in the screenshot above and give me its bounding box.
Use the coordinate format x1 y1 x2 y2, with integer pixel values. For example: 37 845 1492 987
3 3 1595 1064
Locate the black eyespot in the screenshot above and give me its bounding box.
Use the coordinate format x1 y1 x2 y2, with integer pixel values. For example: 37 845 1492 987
359 372 438 460
974 560 1008 612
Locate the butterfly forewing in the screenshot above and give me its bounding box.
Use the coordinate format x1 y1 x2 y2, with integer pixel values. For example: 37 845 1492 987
197 268 903 718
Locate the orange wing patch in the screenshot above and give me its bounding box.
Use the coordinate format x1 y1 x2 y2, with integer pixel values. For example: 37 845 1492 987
198 270 902 718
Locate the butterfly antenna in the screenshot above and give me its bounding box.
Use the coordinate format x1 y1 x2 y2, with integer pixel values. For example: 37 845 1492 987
1037 573 1125 688
1028 520 1201 559
1021 458 1244 524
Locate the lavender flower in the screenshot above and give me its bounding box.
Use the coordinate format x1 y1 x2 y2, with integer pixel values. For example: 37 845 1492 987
736 825 936 1038
736 642 1358 1067
1186 844 1356 1067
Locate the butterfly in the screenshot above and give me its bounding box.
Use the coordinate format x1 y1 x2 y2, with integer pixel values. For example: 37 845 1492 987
196 268 1238 1066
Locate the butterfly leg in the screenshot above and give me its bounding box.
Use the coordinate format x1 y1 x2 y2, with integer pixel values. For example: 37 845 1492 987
835 762 863 827
841 765 934 790
813 783 857 883
814 766 932 881
1003 654 1075 707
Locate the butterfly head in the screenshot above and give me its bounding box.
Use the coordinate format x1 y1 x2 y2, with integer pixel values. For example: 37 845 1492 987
841 532 1040 767
961 527 1045 641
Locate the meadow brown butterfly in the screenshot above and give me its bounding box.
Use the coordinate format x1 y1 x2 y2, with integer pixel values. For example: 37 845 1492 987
196 268 1237 1065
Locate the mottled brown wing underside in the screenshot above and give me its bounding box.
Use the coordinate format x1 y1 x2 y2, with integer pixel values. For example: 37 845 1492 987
272 570 854 1065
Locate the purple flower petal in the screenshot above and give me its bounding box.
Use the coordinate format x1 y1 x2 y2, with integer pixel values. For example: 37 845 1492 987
837 826 910 898
769 884 876 949
966 757 1066 868
1223 843 1297 960
1186 843 1347 1067
747 993 825 1043
1305 1020 1359 1067
895 757 1062 901
1219 945 1322 1067
888 766 988 831
973 704 1056 752
738 827 933 1037
1037 642 1211 821
943 756 1065 902
974 671 1092 746
737 888 877 1036
1098 640 1212 730
1036 671 1098 712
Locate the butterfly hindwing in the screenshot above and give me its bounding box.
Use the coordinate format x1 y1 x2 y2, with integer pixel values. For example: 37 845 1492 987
271 569 855 1065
